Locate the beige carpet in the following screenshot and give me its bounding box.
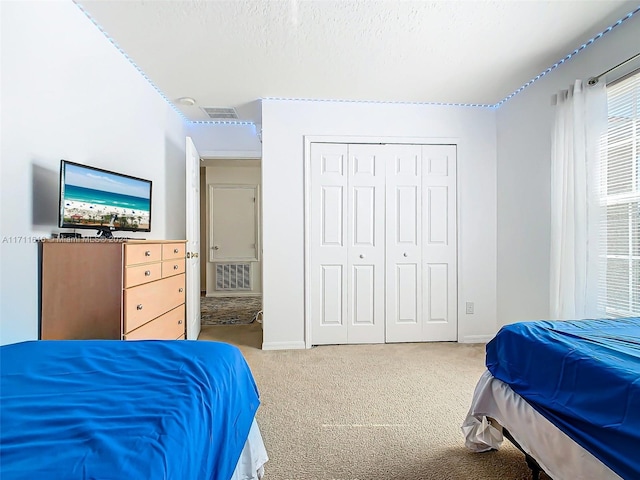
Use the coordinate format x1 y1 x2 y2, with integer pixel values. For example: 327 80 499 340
199 325 548 480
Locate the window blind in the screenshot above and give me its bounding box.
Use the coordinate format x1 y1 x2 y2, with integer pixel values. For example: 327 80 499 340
602 70 640 316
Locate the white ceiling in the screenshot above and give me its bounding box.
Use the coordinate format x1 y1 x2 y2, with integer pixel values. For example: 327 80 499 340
75 0 639 123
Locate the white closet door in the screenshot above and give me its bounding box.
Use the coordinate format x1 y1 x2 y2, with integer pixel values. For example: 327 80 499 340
346 144 385 344
309 142 457 345
385 144 423 343
310 143 349 345
422 145 457 341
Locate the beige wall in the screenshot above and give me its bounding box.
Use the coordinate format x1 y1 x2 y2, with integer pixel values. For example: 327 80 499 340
203 159 262 296
200 166 207 291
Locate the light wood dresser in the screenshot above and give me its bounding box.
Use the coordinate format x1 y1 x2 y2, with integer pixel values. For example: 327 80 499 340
40 239 187 340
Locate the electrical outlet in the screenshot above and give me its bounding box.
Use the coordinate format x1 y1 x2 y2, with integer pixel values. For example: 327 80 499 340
466 302 474 314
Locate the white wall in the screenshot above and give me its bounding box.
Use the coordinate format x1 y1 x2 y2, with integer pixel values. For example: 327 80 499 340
187 123 261 159
261 100 497 349
496 13 640 327
203 160 262 296
0 0 187 345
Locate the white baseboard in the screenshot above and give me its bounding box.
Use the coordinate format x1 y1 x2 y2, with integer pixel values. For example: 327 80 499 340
459 334 495 344
261 341 306 350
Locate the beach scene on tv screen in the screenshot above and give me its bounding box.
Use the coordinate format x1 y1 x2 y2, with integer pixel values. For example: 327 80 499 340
62 164 151 230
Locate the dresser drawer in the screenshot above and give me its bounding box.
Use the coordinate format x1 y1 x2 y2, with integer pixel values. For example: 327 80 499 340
125 244 162 266
123 274 185 332
124 305 185 340
124 262 162 288
162 258 185 278
163 243 185 260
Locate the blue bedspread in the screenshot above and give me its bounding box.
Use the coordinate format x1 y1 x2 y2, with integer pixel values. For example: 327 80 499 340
486 317 640 479
0 340 260 480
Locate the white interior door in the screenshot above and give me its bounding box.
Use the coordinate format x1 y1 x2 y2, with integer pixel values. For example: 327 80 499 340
421 145 457 341
209 185 259 261
185 137 201 340
385 144 423 343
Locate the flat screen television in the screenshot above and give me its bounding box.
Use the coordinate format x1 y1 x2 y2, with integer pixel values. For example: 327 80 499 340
59 160 152 238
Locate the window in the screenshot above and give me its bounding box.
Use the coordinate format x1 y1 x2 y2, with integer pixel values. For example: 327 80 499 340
602 70 640 316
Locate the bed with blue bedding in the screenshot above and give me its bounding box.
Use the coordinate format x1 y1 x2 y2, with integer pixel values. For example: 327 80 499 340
0 339 267 480
463 317 640 480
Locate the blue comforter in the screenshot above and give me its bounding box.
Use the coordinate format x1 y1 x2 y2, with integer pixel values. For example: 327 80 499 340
0 340 260 480
486 317 640 479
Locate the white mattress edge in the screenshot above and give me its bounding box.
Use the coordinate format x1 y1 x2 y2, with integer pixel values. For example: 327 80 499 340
462 370 621 480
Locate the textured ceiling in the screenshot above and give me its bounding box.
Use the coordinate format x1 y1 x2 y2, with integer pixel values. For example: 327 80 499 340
74 0 640 123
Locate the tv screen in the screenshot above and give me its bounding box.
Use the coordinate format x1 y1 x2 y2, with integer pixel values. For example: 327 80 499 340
59 160 152 234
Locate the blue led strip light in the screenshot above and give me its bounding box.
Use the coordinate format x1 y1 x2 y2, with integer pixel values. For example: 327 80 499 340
493 5 640 108
72 0 256 127
191 120 256 126
263 97 493 108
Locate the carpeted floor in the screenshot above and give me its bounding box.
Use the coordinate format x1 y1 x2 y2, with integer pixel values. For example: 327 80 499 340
198 326 550 480
200 296 262 326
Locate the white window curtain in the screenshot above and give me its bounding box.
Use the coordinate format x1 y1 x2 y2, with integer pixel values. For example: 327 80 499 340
550 79 607 320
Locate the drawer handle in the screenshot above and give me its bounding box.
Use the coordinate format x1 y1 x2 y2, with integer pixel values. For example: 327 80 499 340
174 248 179 254
145 250 151 257
136 304 143 310
173 264 179 270
178 288 184 293
178 320 183 325
144 270 151 276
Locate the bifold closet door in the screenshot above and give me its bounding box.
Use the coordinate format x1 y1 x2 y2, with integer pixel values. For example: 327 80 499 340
386 144 457 342
310 143 385 345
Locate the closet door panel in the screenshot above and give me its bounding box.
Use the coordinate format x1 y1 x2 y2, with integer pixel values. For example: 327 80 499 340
310 143 349 345
385 144 423 343
422 145 458 341
347 144 385 343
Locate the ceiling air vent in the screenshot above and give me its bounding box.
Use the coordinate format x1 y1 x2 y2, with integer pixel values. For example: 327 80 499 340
201 107 238 120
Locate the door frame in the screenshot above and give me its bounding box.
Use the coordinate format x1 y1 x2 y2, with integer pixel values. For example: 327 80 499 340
303 135 462 349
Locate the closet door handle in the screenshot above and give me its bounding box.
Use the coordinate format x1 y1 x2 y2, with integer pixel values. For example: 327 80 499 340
403 253 408 257
359 254 365 259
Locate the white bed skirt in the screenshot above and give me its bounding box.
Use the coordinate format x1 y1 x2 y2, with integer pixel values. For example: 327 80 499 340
461 370 620 480
230 419 269 480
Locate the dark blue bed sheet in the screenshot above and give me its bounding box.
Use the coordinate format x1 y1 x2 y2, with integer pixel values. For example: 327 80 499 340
487 317 640 479
0 340 260 480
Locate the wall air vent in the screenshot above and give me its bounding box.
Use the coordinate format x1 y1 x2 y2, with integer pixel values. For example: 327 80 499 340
216 263 251 291
201 107 238 120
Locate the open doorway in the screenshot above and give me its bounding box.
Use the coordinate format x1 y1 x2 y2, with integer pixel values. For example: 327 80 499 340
199 159 262 330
